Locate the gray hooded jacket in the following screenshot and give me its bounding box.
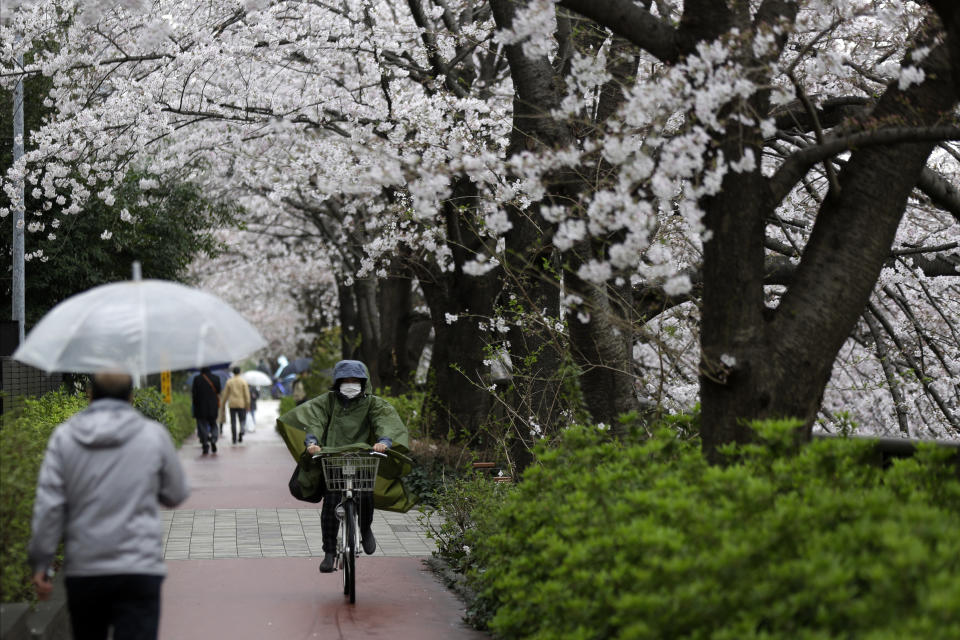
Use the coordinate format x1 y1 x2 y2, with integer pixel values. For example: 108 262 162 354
27 398 189 576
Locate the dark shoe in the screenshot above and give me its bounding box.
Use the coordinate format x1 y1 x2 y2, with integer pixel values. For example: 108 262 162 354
361 528 376 555
211 442 217 453
318 552 336 573
202 446 209 455
238 432 243 443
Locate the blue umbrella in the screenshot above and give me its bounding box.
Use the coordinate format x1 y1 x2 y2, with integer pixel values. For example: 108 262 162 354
278 357 313 378
186 368 229 390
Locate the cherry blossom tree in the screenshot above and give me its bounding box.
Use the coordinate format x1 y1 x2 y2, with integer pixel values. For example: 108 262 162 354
2 0 959 457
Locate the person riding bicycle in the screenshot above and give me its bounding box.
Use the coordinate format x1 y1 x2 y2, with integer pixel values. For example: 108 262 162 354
284 359 409 573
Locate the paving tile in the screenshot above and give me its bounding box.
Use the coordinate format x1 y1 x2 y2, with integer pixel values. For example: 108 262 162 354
167 466 439 561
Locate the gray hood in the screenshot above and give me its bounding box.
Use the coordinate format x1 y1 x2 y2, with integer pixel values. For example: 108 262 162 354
69 398 143 448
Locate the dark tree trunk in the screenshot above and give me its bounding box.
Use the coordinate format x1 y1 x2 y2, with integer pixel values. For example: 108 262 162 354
566 272 641 432
376 266 416 393
415 177 500 442
490 0 575 466
337 282 362 361
353 277 382 387
698 158 771 457
564 33 643 433
700 42 957 459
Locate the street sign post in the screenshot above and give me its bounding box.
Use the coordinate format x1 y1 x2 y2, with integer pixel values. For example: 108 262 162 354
161 371 172 403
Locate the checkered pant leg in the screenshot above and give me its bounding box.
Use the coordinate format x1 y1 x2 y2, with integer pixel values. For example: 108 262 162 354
320 492 340 553
319 491 375 553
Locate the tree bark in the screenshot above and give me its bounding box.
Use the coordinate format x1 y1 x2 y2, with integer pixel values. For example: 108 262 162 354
490 0 574 462
700 42 957 458
416 177 500 441
376 265 416 393
337 282 362 361
564 34 644 432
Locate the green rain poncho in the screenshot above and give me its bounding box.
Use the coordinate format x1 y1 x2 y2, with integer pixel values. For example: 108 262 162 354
277 390 416 512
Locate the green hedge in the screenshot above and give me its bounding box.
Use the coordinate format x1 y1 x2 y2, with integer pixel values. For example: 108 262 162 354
467 422 960 639
0 390 87 602
1 387 194 603
136 389 194 446
279 395 297 417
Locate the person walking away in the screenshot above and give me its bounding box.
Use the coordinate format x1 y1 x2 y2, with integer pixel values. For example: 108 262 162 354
191 366 221 454
223 366 252 444
28 372 189 640
279 360 409 573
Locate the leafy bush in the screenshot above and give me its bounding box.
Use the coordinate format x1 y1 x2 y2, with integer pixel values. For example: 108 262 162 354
406 438 472 507
135 387 197 445
379 388 426 439
0 390 86 603
467 421 960 639
279 395 297 416
421 473 511 575
132 387 193 447
133 387 171 428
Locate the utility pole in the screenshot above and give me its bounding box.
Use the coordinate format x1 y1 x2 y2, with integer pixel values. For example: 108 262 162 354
12 50 26 346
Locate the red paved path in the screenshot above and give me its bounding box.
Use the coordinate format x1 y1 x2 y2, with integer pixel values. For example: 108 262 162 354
160 557 483 640
159 402 487 639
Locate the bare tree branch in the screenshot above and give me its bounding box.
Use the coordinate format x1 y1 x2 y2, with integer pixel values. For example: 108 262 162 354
557 0 680 62
769 126 960 206
863 311 911 435
917 167 960 224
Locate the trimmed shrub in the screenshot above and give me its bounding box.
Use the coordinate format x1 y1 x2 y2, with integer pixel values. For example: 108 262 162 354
467 422 960 639
279 395 297 417
0 390 87 603
148 388 196 446
422 472 511 575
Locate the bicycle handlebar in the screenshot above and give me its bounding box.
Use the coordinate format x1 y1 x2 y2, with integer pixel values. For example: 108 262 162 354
310 449 388 459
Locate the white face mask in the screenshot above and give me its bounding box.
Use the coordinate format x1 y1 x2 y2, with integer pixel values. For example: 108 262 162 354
340 382 362 399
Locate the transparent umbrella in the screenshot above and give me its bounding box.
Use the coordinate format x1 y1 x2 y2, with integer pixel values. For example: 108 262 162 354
13 279 266 376
241 370 272 387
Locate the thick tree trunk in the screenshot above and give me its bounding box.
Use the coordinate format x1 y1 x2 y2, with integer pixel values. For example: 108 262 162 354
700 43 957 459
353 277 382 387
491 0 574 464
420 271 498 442
566 272 641 432
376 268 415 393
337 282 362 361
698 160 772 457
416 177 499 441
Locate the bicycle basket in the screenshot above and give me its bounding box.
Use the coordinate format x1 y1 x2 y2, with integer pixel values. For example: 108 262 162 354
320 454 380 492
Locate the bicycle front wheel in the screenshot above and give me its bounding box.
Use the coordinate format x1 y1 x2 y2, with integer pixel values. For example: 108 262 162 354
343 499 356 603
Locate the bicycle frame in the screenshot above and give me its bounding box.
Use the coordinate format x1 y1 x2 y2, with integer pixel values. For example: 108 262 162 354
316 451 384 604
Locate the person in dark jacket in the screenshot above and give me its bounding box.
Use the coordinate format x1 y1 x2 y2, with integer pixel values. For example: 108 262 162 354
191 366 221 455
29 372 189 640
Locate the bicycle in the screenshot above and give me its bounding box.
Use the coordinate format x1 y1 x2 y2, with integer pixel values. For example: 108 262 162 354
315 450 385 603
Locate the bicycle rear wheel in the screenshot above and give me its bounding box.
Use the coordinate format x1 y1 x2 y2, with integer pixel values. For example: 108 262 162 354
343 500 356 603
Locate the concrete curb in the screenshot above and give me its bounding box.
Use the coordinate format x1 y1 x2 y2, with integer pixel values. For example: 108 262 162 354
0 574 71 640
